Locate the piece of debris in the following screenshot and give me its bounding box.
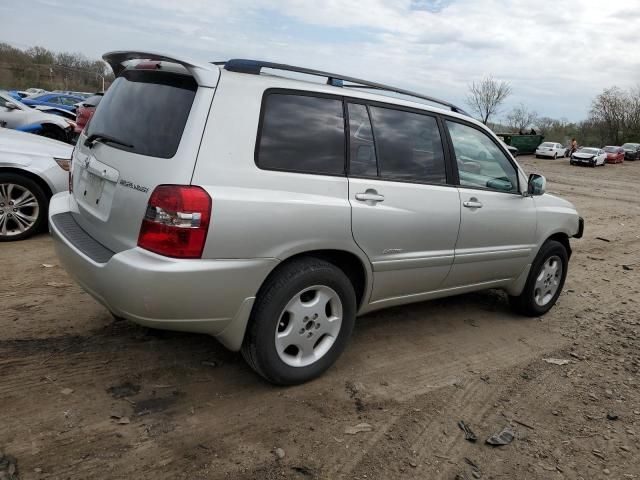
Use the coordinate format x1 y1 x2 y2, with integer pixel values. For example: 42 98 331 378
274 447 285 459
606 413 619 421
116 417 131 425
0 453 18 480
620 445 630 452
592 449 606 460
60 388 74 395
34 467 42 473
569 352 583 360
458 421 477 442
408 460 418 468
595 237 611 242
41 263 56 268
588 393 599 401
46 282 72 287
543 358 570 366
344 423 373 435
512 418 535 430
201 360 220 368
486 427 515 446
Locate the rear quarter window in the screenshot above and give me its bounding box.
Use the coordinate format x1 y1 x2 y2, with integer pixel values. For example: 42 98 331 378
86 70 197 159
256 93 345 175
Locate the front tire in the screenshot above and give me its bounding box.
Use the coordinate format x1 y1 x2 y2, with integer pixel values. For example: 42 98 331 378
242 257 356 385
0 173 48 241
509 240 568 317
553 153 557 159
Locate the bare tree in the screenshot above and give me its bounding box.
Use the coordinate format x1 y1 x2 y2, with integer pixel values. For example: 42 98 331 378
589 87 627 144
506 103 538 132
535 116 556 135
465 76 512 125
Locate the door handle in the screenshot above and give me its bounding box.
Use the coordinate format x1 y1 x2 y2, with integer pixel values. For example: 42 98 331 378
463 199 483 209
355 191 385 203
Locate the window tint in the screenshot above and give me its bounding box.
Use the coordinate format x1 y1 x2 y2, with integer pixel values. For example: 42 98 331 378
347 103 377 177
369 107 446 183
446 121 518 193
86 70 197 158
257 94 345 175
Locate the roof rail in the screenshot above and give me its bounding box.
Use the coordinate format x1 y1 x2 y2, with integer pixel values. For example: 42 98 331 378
216 59 468 115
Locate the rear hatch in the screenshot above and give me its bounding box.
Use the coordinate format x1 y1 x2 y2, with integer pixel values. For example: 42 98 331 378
71 53 219 253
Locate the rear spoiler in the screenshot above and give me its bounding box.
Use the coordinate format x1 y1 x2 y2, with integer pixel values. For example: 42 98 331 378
103 51 220 88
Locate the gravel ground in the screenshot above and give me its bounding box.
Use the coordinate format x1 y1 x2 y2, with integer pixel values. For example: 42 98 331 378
1 155 639 479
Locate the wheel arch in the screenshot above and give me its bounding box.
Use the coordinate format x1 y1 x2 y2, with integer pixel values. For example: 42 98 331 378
271 249 371 310
0 167 54 199
546 232 572 258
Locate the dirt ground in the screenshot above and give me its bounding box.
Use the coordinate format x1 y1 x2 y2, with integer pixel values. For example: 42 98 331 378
1 155 639 480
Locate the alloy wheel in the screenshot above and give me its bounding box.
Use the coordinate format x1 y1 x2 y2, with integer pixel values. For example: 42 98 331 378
533 255 563 307
274 285 343 367
0 183 40 237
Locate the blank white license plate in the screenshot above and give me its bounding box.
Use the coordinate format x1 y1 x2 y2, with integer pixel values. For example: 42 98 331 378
83 172 105 206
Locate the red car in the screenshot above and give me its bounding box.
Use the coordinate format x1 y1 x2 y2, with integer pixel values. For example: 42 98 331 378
74 93 103 135
604 146 624 164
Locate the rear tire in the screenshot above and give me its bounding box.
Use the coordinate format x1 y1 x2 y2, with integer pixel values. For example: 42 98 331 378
241 257 356 385
0 172 48 241
509 240 568 317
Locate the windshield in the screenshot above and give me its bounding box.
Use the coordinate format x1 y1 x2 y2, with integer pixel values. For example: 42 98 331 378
604 146 618 152
86 69 197 158
539 142 553 147
578 148 599 154
622 143 639 149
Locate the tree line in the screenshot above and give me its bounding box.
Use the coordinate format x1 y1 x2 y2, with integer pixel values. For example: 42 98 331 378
0 43 114 93
466 76 640 146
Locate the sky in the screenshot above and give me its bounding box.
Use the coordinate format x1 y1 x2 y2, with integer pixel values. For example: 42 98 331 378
2 0 639 122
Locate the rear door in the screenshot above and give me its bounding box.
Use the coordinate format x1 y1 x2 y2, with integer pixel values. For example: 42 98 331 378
71 63 217 252
348 102 461 303
443 119 536 287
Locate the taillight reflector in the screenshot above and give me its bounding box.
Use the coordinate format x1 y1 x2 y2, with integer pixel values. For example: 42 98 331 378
137 185 212 259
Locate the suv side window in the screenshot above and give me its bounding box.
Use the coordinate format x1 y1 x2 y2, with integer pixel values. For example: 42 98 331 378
347 103 378 177
257 93 345 175
446 120 519 193
369 106 447 184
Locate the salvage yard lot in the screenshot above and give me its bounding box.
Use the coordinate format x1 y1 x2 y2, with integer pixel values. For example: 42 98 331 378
1 155 639 479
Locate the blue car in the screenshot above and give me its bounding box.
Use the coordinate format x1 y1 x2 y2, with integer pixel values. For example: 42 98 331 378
22 93 85 112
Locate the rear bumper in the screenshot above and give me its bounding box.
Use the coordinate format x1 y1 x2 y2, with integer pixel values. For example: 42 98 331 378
48 192 278 350
535 151 556 157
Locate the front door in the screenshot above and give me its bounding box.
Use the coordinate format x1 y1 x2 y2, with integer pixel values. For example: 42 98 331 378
444 119 537 287
347 102 461 303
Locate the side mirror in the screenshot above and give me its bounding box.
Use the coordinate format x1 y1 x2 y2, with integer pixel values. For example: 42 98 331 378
527 173 546 196
5 102 18 110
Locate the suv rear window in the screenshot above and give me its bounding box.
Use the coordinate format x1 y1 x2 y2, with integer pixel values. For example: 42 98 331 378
256 93 345 175
86 70 197 158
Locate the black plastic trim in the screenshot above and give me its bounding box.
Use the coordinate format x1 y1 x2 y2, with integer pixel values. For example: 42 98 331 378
51 212 115 263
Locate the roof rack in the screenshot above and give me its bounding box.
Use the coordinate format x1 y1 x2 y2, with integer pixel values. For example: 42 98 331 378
214 59 468 116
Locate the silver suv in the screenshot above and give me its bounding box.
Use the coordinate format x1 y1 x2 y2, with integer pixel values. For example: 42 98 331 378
49 51 583 385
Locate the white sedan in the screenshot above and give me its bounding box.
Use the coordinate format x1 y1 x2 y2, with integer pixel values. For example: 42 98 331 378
0 128 71 240
570 147 607 167
535 142 566 159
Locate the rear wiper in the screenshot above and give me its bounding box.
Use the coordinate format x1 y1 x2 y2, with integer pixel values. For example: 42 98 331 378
84 133 134 149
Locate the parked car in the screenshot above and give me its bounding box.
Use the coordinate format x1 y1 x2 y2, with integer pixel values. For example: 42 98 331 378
74 93 103 136
6 90 29 101
0 128 71 240
621 143 640 161
570 147 607 167
604 146 624 164
535 142 566 159
25 88 47 95
49 52 583 385
0 91 75 142
21 92 85 112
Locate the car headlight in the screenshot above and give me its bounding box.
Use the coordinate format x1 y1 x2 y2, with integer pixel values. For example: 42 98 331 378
54 157 71 171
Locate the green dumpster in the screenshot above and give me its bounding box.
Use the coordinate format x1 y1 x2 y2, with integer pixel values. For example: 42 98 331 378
497 134 545 155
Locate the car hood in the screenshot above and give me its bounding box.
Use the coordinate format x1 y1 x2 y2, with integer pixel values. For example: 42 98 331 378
573 152 596 158
0 127 73 159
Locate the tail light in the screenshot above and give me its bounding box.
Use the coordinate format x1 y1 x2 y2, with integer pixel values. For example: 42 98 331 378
137 185 211 259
